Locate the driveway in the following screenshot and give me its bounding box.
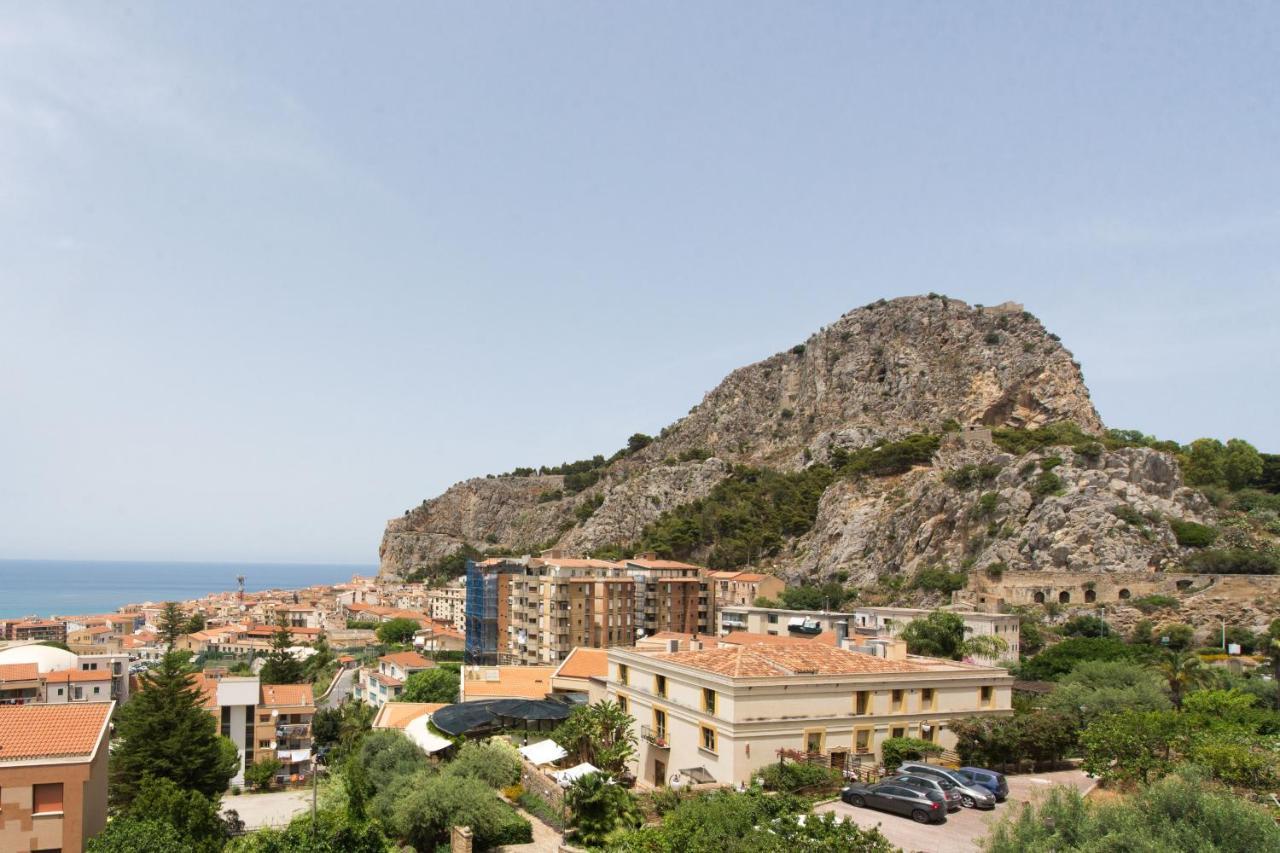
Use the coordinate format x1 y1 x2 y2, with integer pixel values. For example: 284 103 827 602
223 788 312 830
813 769 1094 853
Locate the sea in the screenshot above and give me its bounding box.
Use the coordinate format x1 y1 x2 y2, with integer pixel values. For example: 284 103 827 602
0 559 375 619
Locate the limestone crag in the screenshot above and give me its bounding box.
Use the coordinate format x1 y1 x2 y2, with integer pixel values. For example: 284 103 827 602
379 296 1109 577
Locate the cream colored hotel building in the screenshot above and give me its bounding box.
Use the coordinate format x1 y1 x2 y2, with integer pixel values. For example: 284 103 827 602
607 640 1013 787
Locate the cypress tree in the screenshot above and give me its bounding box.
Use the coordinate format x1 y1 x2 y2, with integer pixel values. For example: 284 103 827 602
259 613 306 684
110 651 239 808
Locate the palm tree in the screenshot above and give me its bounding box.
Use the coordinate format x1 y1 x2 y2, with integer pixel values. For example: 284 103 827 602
565 771 641 848
1155 650 1209 710
960 634 1009 661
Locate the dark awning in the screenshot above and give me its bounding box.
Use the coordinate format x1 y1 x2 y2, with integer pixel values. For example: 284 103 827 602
432 698 572 737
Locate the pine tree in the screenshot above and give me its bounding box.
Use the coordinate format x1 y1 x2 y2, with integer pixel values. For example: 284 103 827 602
111 651 239 807
258 613 305 684
158 602 185 650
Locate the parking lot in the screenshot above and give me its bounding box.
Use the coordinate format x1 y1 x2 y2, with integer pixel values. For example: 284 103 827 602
813 769 1094 852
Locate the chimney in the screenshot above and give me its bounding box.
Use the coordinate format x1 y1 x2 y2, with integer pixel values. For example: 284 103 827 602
666 639 680 653
688 633 703 652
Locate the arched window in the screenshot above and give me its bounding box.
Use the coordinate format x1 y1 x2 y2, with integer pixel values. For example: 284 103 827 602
1118 588 1131 600
1084 589 1097 603
1058 591 1070 604
1033 591 1045 604
1176 579 1192 591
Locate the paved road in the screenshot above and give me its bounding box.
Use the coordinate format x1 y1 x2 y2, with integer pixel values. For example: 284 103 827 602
223 788 312 830
814 768 1094 853
318 667 354 710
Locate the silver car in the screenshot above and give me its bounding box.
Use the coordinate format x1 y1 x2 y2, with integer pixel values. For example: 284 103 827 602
896 762 997 809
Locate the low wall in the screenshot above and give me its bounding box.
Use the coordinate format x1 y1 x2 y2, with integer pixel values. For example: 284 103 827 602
961 571 1280 610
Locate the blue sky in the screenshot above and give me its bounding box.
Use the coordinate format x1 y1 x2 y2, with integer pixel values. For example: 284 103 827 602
1 3 1277 563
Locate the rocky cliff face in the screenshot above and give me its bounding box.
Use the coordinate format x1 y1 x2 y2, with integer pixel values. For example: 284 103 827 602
379 295 1112 577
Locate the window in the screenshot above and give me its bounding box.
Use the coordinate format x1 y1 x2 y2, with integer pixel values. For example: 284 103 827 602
804 729 825 754
980 686 994 708
854 728 871 754
767 614 778 624
93 686 101 695
655 674 667 698
32 783 64 814
921 688 936 710
260 713 271 723
702 688 716 715
618 664 629 686
259 740 271 749
891 726 906 739
654 708 667 740
891 689 904 712
700 725 718 753
617 695 628 714
854 691 870 715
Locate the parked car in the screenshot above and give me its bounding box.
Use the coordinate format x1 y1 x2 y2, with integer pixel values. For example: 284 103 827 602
895 762 997 809
955 766 1009 802
882 774 963 811
841 782 948 824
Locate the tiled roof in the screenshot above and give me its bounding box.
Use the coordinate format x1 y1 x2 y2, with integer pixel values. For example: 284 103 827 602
379 651 433 669
626 559 704 570
260 683 314 707
368 671 403 688
463 666 555 699
373 702 447 729
0 663 39 682
0 703 112 761
653 643 931 678
554 647 609 680
44 668 114 683
533 558 622 569
718 630 839 648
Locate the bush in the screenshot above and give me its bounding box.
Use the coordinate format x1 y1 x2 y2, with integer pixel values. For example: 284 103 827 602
1169 518 1218 547
1183 548 1280 575
1031 471 1064 498
912 565 967 594
756 761 840 792
445 738 521 789
944 463 1002 490
985 562 1006 580
1130 594 1180 614
832 433 941 478
393 775 531 851
375 617 421 645
244 757 281 791
1017 637 1139 681
880 737 943 771
1110 504 1147 527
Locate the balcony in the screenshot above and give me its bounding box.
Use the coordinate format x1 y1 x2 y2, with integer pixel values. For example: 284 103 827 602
276 723 311 737
640 725 669 748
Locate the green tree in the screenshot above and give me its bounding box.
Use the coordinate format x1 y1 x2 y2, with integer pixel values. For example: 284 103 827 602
900 611 965 658
88 818 190 853
259 614 305 684
552 700 638 776
566 771 643 848
1042 660 1171 727
391 775 531 851
1155 650 1210 709
880 736 943 771
185 612 206 634
1183 438 1227 487
397 667 459 703
110 651 240 807
1060 615 1108 638
159 602 186 649
1222 438 1264 490
1080 710 1183 785
226 808 394 853
445 738 521 788
1016 637 1138 681
245 757 283 791
116 777 230 853
375 617 421 645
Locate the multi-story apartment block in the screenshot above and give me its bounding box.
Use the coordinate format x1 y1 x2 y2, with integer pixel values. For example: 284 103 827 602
0 646 129 706
353 651 434 707
608 639 1013 787
706 570 786 609
1 620 68 644
623 558 716 638
0 703 113 853
717 605 855 639
194 674 315 786
425 581 467 632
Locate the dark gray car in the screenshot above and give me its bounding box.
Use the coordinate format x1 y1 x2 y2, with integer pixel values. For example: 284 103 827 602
841 782 948 824
896 762 997 809
882 774 963 811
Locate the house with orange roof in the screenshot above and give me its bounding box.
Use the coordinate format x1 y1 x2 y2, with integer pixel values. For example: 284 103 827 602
459 665 556 702
0 702 113 853
353 650 435 708
191 673 316 785
705 569 786 609
550 646 609 695
608 639 1013 787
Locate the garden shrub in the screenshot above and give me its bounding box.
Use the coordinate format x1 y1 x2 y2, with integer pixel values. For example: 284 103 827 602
1169 518 1218 547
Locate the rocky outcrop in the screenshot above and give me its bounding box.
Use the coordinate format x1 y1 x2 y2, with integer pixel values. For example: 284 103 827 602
379 295 1107 576
790 445 1213 587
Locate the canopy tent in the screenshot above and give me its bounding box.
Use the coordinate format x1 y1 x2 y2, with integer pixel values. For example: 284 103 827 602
519 739 568 766
553 762 600 787
403 715 454 755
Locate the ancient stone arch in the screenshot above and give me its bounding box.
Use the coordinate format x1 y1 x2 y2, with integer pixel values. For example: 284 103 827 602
1085 589 1097 603
1033 591 1046 604
1058 591 1070 604
1118 588 1131 600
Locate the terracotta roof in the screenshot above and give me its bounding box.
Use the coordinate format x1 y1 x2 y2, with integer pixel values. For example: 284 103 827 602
626 559 705 570
379 651 433 669
260 683 314 707
43 668 114 683
189 673 220 709
0 663 39 681
554 647 609 680
652 643 932 678
0 703 112 761
718 630 839 648
533 558 622 569
368 671 403 688
373 702 447 729
463 666 556 699
648 631 695 640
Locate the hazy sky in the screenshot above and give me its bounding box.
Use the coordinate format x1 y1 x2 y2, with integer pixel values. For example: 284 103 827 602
2 3 1277 564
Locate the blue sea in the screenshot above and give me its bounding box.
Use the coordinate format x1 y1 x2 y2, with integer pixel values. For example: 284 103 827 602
0 560 375 619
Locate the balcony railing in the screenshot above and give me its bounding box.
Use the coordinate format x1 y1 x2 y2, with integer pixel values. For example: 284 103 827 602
276 724 310 737
640 725 669 748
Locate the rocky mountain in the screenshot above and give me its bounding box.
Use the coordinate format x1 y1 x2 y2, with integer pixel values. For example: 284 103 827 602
382 295 1124 575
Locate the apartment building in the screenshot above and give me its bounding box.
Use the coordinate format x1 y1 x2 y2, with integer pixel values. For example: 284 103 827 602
608 640 1013 787
0 645 129 706
623 558 716 638
717 605 854 639
194 674 316 786
706 570 786 609
1 620 68 644
852 606 1021 664
466 555 635 666
0 702 113 853
425 581 467 632
353 651 434 707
